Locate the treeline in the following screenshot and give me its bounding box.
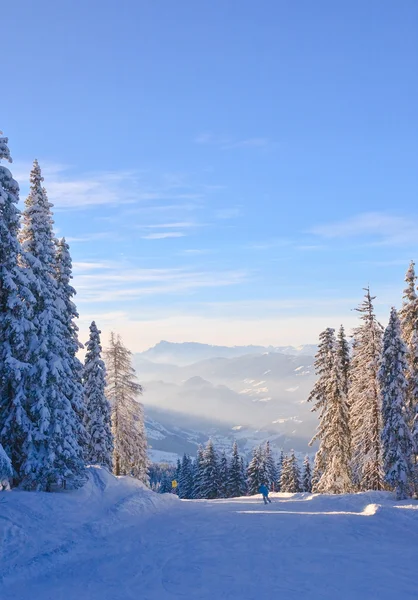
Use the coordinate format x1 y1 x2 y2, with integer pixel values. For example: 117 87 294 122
309 275 418 500
162 440 313 499
0 134 147 491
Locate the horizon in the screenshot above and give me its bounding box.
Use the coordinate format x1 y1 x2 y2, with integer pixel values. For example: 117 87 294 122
4 1 418 352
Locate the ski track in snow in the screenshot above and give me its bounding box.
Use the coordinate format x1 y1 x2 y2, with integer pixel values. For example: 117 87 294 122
1 469 417 600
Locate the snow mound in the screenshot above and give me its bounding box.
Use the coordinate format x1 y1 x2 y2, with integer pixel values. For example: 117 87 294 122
0 467 177 587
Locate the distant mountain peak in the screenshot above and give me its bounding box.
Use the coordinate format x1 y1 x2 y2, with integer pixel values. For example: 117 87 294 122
139 341 317 366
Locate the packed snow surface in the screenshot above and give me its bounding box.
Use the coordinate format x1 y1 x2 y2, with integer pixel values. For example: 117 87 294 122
1 467 417 599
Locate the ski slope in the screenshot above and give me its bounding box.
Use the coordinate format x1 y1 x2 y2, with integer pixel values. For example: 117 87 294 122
1 467 417 599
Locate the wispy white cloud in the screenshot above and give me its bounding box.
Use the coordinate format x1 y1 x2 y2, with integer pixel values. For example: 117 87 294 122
73 262 249 303
143 222 201 229
142 232 186 240
11 161 217 211
311 212 418 246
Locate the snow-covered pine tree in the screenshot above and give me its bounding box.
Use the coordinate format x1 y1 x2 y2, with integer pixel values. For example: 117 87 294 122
314 338 352 494
159 471 172 494
302 456 312 492
280 453 291 492
337 325 350 396
311 452 323 492
218 451 229 498
83 321 113 469
192 446 204 499
227 441 247 498
349 288 384 491
247 446 267 495
200 440 220 499
264 441 278 491
20 160 85 491
105 332 148 483
280 451 301 493
0 134 36 485
240 457 247 495
379 308 415 499
308 327 336 491
399 261 418 457
55 237 87 451
0 443 13 490
276 450 284 491
178 454 194 499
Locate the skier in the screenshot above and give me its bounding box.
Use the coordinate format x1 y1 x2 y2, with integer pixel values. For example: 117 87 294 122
259 483 271 504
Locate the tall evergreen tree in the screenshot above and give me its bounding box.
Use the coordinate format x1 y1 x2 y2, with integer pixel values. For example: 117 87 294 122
349 288 384 490
0 134 36 484
20 161 85 490
247 446 267 495
280 451 301 493
55 237 86 450
276 450 284 491
264 441 278 491
0 443 13 490
227 441 247 498
193 446 204 499
105 333 148 483
159 471 172 494
399 261 418 455
200 440 219 499
218 451 229 498
308 328 336 491
379 308 415 499
178 454 194 499
302 455 312 492
84 322 113 469
337 325 350 396
240 457 247 495
315 343 352 494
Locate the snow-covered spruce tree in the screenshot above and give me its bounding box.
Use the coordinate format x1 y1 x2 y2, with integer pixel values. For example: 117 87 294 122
193 446 204 499
314 340 352 494
0 134 36 484
218 451 229 498
247 446 267 495
159 471 172 494
83 321 113 469
0 443 13 490
280 451 301 493
349 288 384 491
240 457 247 494
105 333 148 483
307 327 336 491
264 441 278 491
337 325 350 396
20 161 85 490
200 439 220 499
311 452 323 492
379 308 415 499
55 237 87 451
399 261 418 454
227 441 247 498
302 456 312 492
178 454 194 499
276 450 284 491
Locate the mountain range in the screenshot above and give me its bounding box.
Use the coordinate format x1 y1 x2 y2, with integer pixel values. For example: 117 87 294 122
134 341 318 463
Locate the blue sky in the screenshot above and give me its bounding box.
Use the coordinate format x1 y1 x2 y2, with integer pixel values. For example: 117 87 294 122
3 1 418 350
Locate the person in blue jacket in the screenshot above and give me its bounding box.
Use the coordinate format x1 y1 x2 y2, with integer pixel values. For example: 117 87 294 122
259 483 271 504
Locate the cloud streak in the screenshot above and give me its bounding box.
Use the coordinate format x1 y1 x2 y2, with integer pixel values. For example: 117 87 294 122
311 212 418 246
73 261 249 303
142 232 186 239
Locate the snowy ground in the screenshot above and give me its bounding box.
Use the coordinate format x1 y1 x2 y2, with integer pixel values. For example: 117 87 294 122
1 468 417 599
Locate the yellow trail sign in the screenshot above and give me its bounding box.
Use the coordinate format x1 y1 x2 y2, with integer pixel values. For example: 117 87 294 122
171 480 178 489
